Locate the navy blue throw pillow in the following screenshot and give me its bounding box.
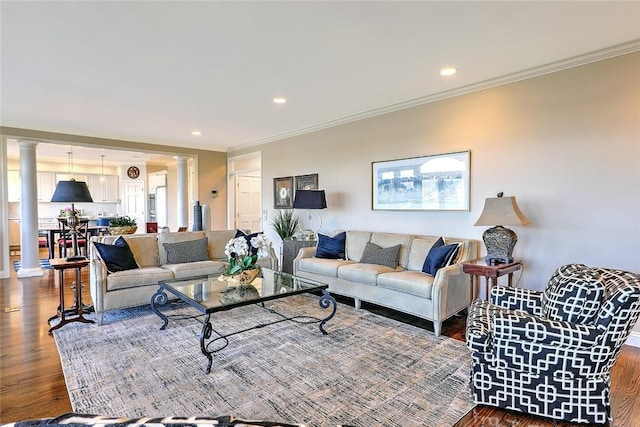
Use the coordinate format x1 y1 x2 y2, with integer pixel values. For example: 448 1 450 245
315 232 346 259
235 230 262 256
93 236 139 273
422 237 458 276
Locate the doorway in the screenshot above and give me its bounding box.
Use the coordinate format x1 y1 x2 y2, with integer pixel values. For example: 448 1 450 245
227 152 262 233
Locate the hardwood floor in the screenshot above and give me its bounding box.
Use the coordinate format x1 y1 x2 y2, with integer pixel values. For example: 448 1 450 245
1 249 639 425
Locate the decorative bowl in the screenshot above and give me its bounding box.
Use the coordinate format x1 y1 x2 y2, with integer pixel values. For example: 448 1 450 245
108 226 137 235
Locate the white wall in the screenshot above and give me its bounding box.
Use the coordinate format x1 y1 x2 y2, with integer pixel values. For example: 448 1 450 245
236 52 640 336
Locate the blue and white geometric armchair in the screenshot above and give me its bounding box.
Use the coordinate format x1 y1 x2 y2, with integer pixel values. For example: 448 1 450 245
466 264 640 424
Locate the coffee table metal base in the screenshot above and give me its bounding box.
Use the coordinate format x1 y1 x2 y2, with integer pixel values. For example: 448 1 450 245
150 287 336 374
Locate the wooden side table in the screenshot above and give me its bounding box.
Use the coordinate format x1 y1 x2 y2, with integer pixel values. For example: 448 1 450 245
462 258 523 303
48 258 95 333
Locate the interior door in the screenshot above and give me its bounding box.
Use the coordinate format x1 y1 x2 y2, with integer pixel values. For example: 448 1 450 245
123 182 145 232
236 175 261 232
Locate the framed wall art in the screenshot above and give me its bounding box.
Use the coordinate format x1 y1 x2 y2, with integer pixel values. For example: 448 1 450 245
294 173 318 190
372 150 470 211
274 176 294 208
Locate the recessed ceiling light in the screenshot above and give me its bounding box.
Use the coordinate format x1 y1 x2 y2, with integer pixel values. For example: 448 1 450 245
273 97 287 104
191 130 202 136
440 67 457 76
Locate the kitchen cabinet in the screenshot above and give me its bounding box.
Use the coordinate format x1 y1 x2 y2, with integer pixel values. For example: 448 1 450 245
8 170 20 202
37 172 57 202
9 220 20 247
87 174 119 203
56 173 89 184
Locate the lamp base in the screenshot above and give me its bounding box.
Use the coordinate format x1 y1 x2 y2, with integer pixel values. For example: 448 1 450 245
482 225 517 265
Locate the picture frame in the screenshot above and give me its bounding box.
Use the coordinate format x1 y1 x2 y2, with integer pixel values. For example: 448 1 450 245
294 173 319 191
372 150 470 211
274 176 294 208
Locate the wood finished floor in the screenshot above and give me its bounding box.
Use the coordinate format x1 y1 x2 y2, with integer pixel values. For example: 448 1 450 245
1 249 639 425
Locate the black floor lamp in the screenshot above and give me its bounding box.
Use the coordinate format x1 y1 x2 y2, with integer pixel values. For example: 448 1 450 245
51 179 94 261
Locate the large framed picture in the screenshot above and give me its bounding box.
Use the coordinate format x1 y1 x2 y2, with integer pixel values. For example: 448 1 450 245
294 174 318 190
372 150 470 211
274 176 294 208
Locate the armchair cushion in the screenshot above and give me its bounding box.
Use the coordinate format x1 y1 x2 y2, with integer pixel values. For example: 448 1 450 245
542 264 606 323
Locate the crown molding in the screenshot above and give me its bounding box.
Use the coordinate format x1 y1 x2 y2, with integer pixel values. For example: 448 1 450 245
230 40 640 153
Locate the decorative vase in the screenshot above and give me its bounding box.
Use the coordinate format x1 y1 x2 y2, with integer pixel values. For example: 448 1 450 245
108 225 137 235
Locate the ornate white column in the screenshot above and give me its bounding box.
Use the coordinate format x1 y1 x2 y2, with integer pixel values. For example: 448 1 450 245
175 156 189 229
18 141 43 277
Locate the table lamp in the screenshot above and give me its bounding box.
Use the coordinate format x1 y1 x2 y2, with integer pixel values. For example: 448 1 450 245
474 192 530 265
293 190 327 240
51 179 94 261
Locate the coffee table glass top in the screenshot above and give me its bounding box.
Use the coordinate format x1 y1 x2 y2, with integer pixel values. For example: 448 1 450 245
158 268 328 313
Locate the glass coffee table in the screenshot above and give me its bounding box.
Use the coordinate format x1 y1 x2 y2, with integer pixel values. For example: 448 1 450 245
150 268 337 374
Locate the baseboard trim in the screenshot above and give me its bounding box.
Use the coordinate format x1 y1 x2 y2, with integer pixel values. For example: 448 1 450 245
626 331 640 348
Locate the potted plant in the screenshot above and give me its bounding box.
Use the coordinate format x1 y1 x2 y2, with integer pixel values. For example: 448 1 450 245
108 216 138 235
271 209 300 241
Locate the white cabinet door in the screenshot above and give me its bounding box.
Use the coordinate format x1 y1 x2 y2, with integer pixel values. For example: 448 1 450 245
86 175 103 202
56 173 88 183
8 170 20 202
103 175 119 203
86 174 119 202
37 172 57 202
9 220 20 246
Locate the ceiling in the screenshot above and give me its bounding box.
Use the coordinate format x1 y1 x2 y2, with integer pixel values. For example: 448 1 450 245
2 1 640 164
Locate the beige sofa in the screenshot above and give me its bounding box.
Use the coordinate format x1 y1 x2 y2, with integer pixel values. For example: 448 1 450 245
293 231 478 336
90 230 278 325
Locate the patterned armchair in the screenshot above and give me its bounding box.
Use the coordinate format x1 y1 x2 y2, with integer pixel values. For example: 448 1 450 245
465 264 640 424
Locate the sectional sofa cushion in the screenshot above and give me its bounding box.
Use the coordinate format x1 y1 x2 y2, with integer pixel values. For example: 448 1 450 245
106 266 174 291
297 258 356 278
338 262 394 285
316 232 346 259
205 230 237 259
163 237 209 264
377 270 436 298
345 231 371 261
370 232 413 268
360 242 401 269
93 236 138 273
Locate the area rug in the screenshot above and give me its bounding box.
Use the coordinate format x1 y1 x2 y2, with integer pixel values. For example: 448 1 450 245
13 258 52 271
53 295 474 426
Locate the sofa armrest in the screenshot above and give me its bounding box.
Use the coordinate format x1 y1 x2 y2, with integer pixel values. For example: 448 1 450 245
292 246 317 274
257 246 279 271
492 311 600 349
89 253 108 320
431 263 471 322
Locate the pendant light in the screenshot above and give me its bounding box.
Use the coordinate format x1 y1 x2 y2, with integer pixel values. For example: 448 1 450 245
99 154 106 182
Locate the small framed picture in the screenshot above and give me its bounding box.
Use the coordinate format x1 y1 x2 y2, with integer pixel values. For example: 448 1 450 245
294 174 319 191
274 176 294 208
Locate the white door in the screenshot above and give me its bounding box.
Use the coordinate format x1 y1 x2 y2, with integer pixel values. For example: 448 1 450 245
236 175 261 232
124 182 145 232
